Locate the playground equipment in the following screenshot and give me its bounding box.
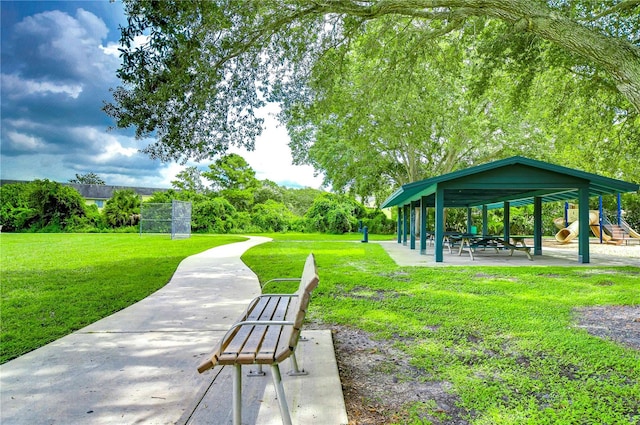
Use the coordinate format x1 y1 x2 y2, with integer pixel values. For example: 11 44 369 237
619 217 640 240
555 211 599 244
554 204 640 245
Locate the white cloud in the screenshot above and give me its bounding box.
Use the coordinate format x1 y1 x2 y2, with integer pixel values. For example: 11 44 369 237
100 42 121 57
13 8 118 81
157 162 186 188
95 140 138 162
69 127 138 162
1 5 325 191
1 73 83 99
5 131 46 151
101 34 148 57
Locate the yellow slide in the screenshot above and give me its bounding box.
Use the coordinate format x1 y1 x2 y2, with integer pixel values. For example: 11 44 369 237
554 212 599 244
589 224 620 245
624 221 640 239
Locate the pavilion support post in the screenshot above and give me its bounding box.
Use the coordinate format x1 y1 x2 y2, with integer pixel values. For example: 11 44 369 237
466 207 473 234
434 187 445 263
617 193 622 225
403 205 409 246
578 187 590 263
599 196 604 244
397 207 402 244
503 201 510 243
482 205 488 236
410 202 417 250
534 196 542 256
420 197 427 254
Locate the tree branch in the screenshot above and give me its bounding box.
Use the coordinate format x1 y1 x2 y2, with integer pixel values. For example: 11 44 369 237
586 0 640 21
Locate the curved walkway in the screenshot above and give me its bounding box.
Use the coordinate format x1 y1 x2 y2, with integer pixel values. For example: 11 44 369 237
1 236 347 424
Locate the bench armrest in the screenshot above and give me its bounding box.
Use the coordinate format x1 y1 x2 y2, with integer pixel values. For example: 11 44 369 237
261 278 301 288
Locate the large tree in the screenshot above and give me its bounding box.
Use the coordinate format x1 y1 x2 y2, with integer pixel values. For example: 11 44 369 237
286 17 519 197
287 15 640 197
105 0 639 163
202 153 259 210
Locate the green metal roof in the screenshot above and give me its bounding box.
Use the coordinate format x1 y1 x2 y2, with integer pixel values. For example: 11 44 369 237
381 156 639 209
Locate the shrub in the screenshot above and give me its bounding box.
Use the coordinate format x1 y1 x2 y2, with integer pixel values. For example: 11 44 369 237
0 183 32 231
30 180 87 230
362 209 395 234
102 189 140 228
192 197 237 233
304 193 363 234
0 180 87 231
251 200 295 232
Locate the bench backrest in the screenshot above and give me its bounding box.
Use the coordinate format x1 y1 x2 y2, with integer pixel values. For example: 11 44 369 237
275 253 318 362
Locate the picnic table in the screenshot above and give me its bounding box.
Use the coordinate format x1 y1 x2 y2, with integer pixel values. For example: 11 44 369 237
455 234 533 261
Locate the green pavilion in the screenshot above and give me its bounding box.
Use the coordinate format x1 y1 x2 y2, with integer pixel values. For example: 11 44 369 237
381 156 639 263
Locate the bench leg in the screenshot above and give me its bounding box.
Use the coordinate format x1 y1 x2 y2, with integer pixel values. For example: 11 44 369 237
271 364 293 425
233 365 242 425
247 364 266 377
288 351 308 376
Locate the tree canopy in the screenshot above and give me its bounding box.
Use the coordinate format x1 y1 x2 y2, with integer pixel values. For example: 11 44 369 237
106 0 640 198
286 15 640 199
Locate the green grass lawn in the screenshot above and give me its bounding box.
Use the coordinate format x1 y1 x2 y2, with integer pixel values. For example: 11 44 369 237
243 238 640 425
2 233 639 424
0 233 246 363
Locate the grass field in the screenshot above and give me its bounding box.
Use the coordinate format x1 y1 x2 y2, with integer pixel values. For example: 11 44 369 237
243 239 640 424
0 233 246 363
1 233 639 424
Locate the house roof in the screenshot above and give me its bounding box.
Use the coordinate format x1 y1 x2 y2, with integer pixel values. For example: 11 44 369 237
380 156 639 209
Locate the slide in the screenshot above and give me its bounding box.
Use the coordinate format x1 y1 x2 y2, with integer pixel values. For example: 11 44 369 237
554 212 599 244
621 218 640 239
589 224 621 245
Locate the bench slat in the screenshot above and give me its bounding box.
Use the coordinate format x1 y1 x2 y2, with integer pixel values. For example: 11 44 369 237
254 297 293 363
236 297 290 363
220 297 282 364
202 297 272 367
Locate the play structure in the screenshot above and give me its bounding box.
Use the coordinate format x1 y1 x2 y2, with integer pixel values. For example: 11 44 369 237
554 210 599 244
554 199 640 245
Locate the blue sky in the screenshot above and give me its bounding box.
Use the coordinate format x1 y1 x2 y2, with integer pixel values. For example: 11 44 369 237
0 1 322 189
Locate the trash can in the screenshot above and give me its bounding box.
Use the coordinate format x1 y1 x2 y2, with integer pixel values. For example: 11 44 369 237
361 226 368 243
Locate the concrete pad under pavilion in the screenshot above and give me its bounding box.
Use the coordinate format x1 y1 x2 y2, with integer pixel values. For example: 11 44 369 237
375 239 639 267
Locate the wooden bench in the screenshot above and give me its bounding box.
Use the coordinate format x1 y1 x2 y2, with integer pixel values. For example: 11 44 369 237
197 253 319 425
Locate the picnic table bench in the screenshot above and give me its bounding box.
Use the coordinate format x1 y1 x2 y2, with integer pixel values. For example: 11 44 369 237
460 235 533 261
197 253 319 425
506 236 533 260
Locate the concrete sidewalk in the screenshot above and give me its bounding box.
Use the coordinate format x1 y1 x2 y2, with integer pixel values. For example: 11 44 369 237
0 236 348 424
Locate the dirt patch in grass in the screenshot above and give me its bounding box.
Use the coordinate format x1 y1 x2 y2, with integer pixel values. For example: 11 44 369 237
327 325 471 425
574 305 640 350
317 305 639 424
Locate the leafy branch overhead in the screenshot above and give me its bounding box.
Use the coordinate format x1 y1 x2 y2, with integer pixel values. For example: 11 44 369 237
105 0 640 165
